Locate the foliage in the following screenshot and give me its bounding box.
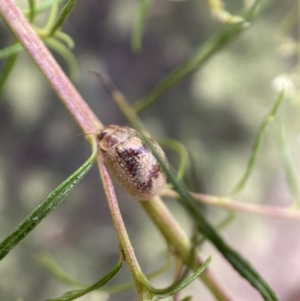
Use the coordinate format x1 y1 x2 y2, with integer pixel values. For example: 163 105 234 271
1 0 300 301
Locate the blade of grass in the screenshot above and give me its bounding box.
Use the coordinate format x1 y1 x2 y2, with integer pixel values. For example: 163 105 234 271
231 90 285 196
46 255 123 301
49 0 77 35
132 0 270 112
0 53 18 95
0 143 96 261
131 0 153 52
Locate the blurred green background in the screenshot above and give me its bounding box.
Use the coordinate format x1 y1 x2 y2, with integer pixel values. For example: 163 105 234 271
1 0 300 300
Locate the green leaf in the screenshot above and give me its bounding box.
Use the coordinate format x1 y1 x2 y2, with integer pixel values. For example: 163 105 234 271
45 37 79 81
46 255 123 301
180 297 192 301
50 0 77 35
276 119 300 207
23 0 65 16
231 90 285 196
45 0 60 30
54 31 75 49
28 0 36 23
0 43 22 60
0 53 18 95
0 145 96 261
38 253 83 288
158 138 189 180
132 0 270 112
194 212 235 246
131 0 153 52
145 256 211 298
40 250 172 294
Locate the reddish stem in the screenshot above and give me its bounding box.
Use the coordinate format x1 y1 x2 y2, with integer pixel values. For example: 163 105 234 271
0 0 102 134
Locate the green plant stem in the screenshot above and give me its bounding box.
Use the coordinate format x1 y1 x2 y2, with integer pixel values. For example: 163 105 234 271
0 0 102 134
141 197 235 301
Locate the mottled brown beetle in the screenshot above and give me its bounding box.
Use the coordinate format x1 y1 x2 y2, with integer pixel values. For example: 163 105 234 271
98 125 167 200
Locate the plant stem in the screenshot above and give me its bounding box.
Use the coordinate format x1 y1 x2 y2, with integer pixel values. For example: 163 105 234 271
0 2 238 300
141 196 236 301
93 71 237 300
97 155 151 300
0 0 102 135
162 188 300 221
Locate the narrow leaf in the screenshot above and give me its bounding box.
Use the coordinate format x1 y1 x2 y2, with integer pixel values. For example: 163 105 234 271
54 31 75 49
0 43 22 59
180 297 192 301
23 0 64 16
131 0 153 52
45 0 60 30
28 0 36 22
50 0 77 35
231 90 285 196
145 256 211 298
0 146 96 261
46 255 123 301
45 37 79 81
143 134 279 301
276 119 300 207
38 253 83 288
133 0 270 112
0 53 18 95
158 138 189 180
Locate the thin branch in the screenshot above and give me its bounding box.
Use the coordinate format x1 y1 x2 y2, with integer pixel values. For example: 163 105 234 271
162 188 300 221
141 196 236 301
0 0 102 134
97 153 150 300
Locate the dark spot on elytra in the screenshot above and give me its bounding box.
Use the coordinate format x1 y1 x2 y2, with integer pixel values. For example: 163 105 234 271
139 164 161 192
149 164 161 179
116 147 145 177
117 146 162 194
